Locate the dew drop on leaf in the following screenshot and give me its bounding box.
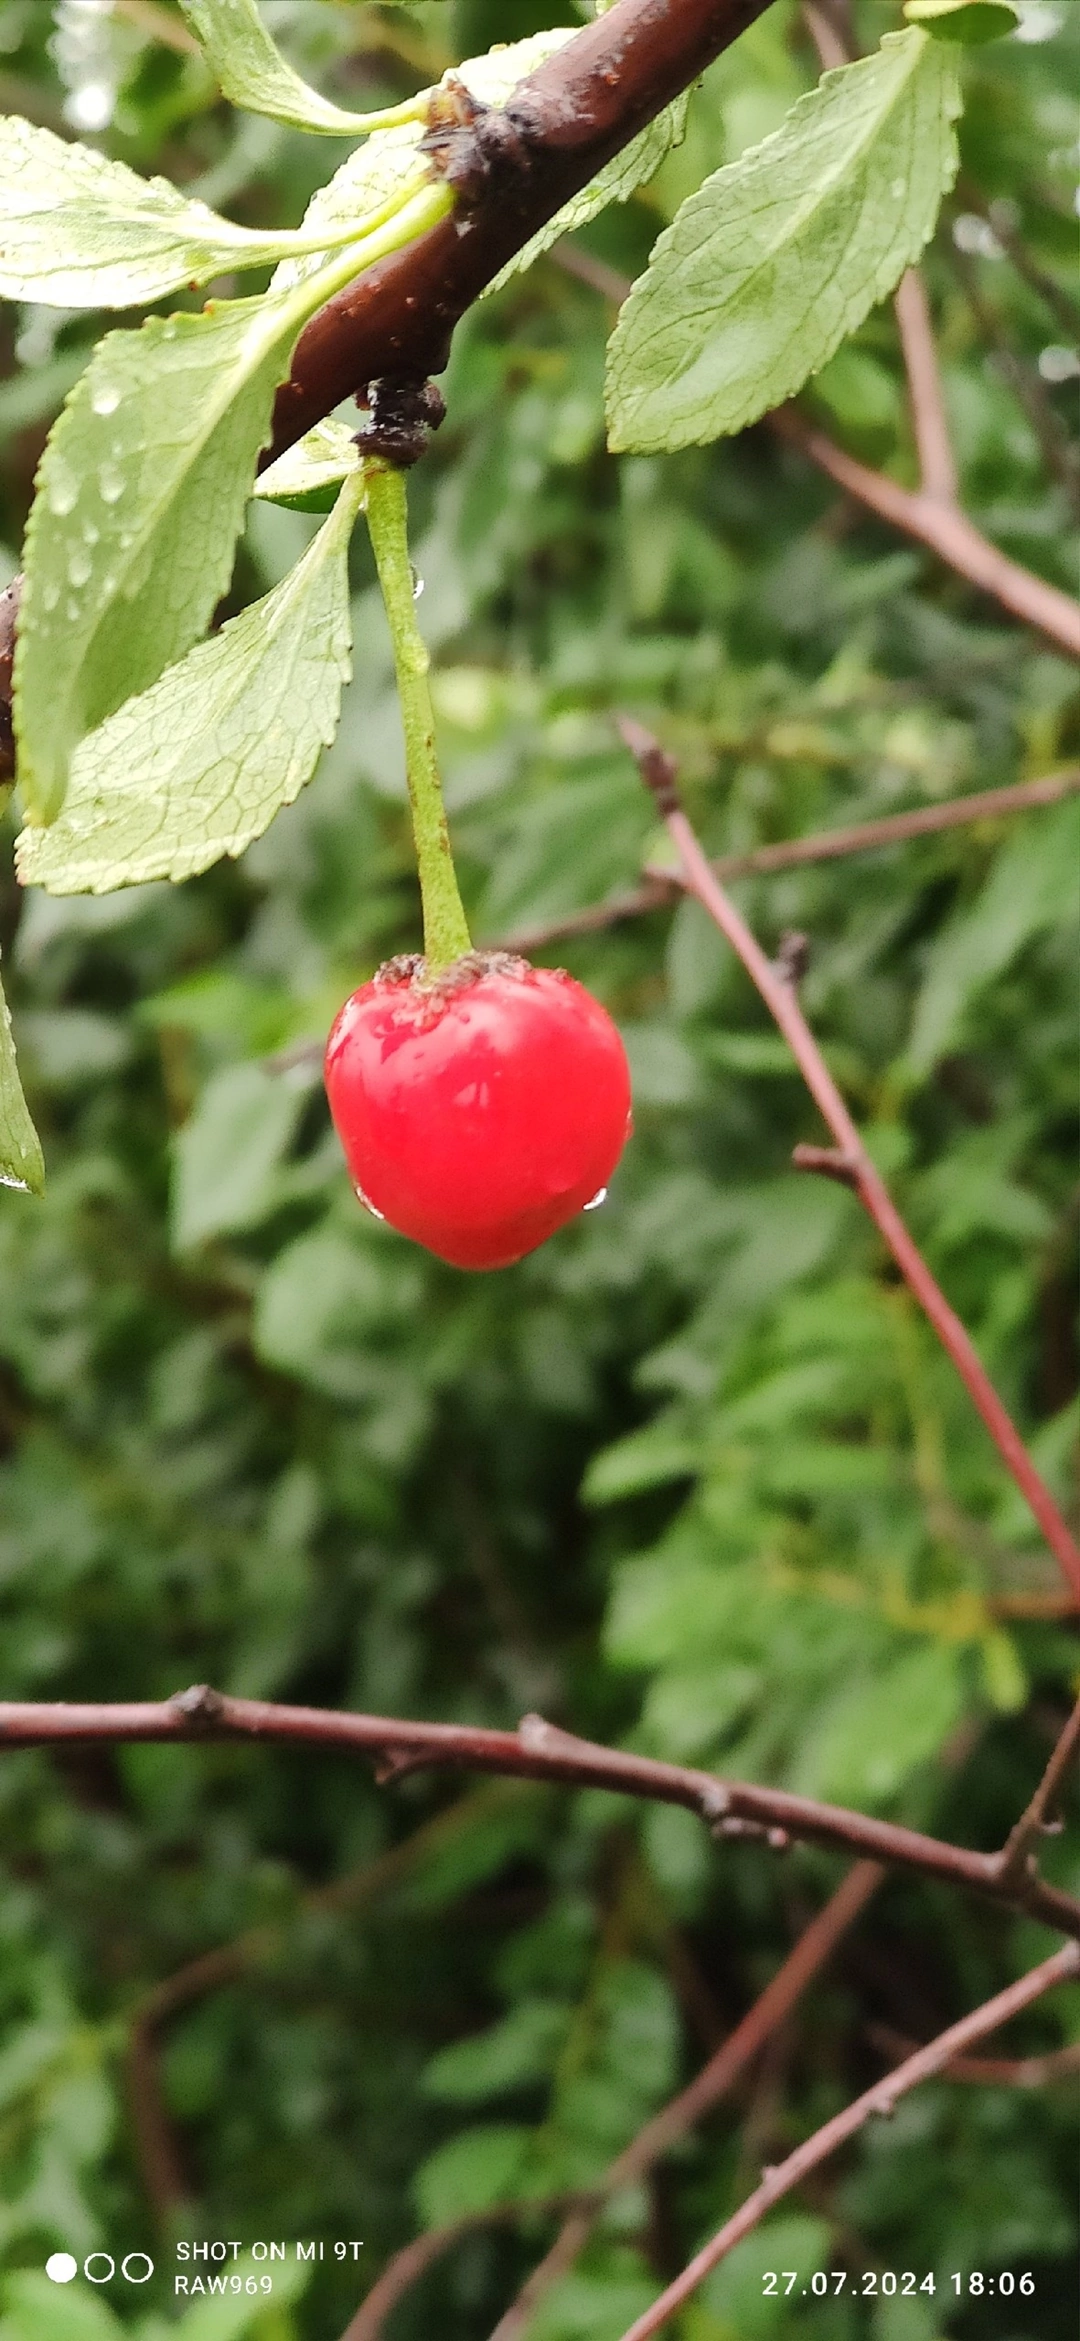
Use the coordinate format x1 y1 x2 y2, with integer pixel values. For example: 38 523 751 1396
98 464 124 505
91 384 121 417
47 474 77 518
40 581 60 613
68 550 92 588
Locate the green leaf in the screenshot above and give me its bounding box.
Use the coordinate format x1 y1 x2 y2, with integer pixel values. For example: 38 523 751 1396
702 2217 832 2338
793 1642 966 1806
904 0 1019 42
15 278 326 825
17 471 364 894
178 0 423 135
0 115 390 308
414 2123 533 2228
0 956 44 1197
170 1061 311 1253
606 29 962 453
906 797 1080 1072
423 1998 567 2104
253 415 361 511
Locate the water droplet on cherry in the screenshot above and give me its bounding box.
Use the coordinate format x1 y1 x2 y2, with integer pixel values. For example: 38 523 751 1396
583 1186 607 1212
353 1183 386 1220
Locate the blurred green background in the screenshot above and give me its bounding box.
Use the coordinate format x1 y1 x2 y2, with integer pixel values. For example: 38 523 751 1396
0 4 1077 2339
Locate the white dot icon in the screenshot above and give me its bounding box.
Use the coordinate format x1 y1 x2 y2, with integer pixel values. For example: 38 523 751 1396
46 2256 78 2285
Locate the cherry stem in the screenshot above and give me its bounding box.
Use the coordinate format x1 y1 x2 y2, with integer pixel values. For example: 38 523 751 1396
363 460 472 976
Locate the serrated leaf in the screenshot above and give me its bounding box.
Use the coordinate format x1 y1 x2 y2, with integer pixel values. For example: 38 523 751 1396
606 29 962 454
253 415 360 511
904 0 1019 41
179 0 422 135
14 260 352 827
0 956 44 1196
0 114 387 308
17 470 364 895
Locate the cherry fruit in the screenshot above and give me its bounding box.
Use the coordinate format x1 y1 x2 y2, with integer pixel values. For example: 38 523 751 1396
324 952 632 1270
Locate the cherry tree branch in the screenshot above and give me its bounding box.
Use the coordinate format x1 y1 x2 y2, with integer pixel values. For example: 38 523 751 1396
869 2025 1080 2088
265 0 773 464
485 1862 882 2341
892 267 960 507
616 719 1080 1599
770 409 1080 658
2 1689 1077 1936
613 1941 1080 2341
550 237 1080 659
497 766 1080 956
997 1695 1080 1891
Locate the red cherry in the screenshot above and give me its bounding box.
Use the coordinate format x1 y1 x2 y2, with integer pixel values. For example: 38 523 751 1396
324 952 632 1271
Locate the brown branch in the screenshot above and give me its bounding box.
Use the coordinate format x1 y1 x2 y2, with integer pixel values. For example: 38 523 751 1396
613 1941 1080 2341
1 1691 1077 1936
499 767 1080 955
870 2024 1080 2089
617 724 1080 1598
125 2015 193 2228
770 408 1080 658
341 2195 591 2341
892 268 959 507
549 237 1080 657
486 1862 882 2341
265 0 773 465
995 1696 1080 1892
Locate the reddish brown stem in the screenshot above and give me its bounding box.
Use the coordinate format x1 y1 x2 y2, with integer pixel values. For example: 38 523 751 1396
487 1862 882 2341
654 802 1080 1600
265 0 772 465
893 268 959 506
2 1692 1076 1936
614 1942 1080 2341
770 410 1080 659
995 1696 1080 1889
497 767 1080 954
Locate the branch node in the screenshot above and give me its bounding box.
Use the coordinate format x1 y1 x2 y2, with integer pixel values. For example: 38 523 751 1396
420 74 532 208
171 1683 226 1728
699 1781 732 1827
373 1746 424 1786
354 375 446 469
791 1142 860 1187
774 930 811 989
615 714 682 818
767 1827 791 1852
518 1711 560 1754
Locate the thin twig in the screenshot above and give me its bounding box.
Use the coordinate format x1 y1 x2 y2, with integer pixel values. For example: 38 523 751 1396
770 409 1080 658
341 2195 591 2341
869 2024 1080 2089
995 1696 1080 1890
616 725 1080 1597
501 767 1080 955
893 269 960 506
612 1942 1080 2341
550 242 1080 658
2 1691 1077 1935
487 1862 882 2341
